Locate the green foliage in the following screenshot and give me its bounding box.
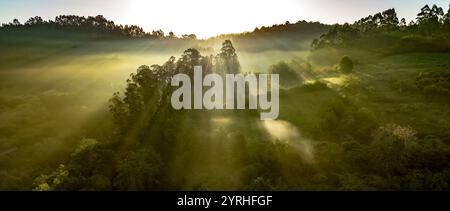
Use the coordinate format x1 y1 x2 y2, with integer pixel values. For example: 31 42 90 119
416 71 450 96
315 98 377 142
1 15 181 39
416 5 445 35
215 40 241 74
353 8 399 32
311 23 359 49
269 61 302 88
71 138 98 157
312 4 450 51
218 21 329 52
33 164 69 191
338 56 354 73
114 148 162 191
0 8 449 190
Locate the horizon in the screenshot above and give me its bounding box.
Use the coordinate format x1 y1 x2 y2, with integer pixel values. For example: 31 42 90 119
1 0 449 39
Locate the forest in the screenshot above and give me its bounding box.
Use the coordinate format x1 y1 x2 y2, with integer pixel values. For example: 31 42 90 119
0 4 450 191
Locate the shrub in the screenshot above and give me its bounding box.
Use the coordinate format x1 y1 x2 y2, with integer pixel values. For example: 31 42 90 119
269 61 302 88
416 71 450 96
338 56 354 74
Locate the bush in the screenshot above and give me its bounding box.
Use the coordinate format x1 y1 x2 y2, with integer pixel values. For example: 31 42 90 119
338 56 354 73
269 61 302 88
416 71 450 96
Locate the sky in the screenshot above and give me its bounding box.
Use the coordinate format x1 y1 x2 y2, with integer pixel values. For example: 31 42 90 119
0 0 449 38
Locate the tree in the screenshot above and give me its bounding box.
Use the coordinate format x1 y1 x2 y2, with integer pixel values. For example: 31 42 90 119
431 4 445 22
123 25 145 37
114 148 162 190
399 18 407 28
181 34 197 40
109 92 128 132
339 56 354 74
444 4 450 28
215 40 241 74
12 19 21 26
33 164 69 191
380 8 399 30
151 29 164 38
417 5 432 23
355 15 376 32
417 4 444 34
25 16 44 25
373 13 384 27
168 31 176 38
269 61 302 88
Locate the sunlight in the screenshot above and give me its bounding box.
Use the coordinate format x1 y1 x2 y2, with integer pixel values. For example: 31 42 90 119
262 120 314 162
122 0 303 39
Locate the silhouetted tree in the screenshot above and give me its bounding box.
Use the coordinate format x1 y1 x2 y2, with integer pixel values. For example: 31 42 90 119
444 4 450 28
25 16 45 25
181 34 197 40
151 29 164 38
168 31 176 38
417 4 444 34
380 8 399 30
215 40 241 74
12 19 21 26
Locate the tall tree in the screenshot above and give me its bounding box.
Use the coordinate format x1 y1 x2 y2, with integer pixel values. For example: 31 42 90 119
215 40 241 74
444 4 450 27
417 4 444 34
25 16 44 25
380 8 399 30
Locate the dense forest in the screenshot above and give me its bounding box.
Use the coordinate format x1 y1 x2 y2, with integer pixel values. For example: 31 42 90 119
1 15 171 39
312 6 450 53
1 4 450 191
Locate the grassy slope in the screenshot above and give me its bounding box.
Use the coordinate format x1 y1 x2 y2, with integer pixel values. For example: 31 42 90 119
306 44 450 138
357 53 450 136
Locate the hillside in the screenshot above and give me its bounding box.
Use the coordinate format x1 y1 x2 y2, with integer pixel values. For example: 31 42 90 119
1 4 450 191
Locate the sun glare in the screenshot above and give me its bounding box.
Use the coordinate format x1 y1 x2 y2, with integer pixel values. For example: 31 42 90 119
122 0 304 39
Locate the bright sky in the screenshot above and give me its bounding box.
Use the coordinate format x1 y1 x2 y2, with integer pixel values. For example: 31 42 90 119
1 0 449 38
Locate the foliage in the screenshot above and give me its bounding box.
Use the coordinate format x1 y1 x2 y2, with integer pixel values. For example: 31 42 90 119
269 61 302 88
214 40 241 74
0 15 183 39
416 71 450 96
114 148 162 190
0 5 449 191
33 164 69 191
312 4 450 51
338 56 354 73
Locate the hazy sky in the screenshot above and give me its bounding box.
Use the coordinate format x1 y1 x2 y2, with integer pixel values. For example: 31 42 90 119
0 0 449 38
